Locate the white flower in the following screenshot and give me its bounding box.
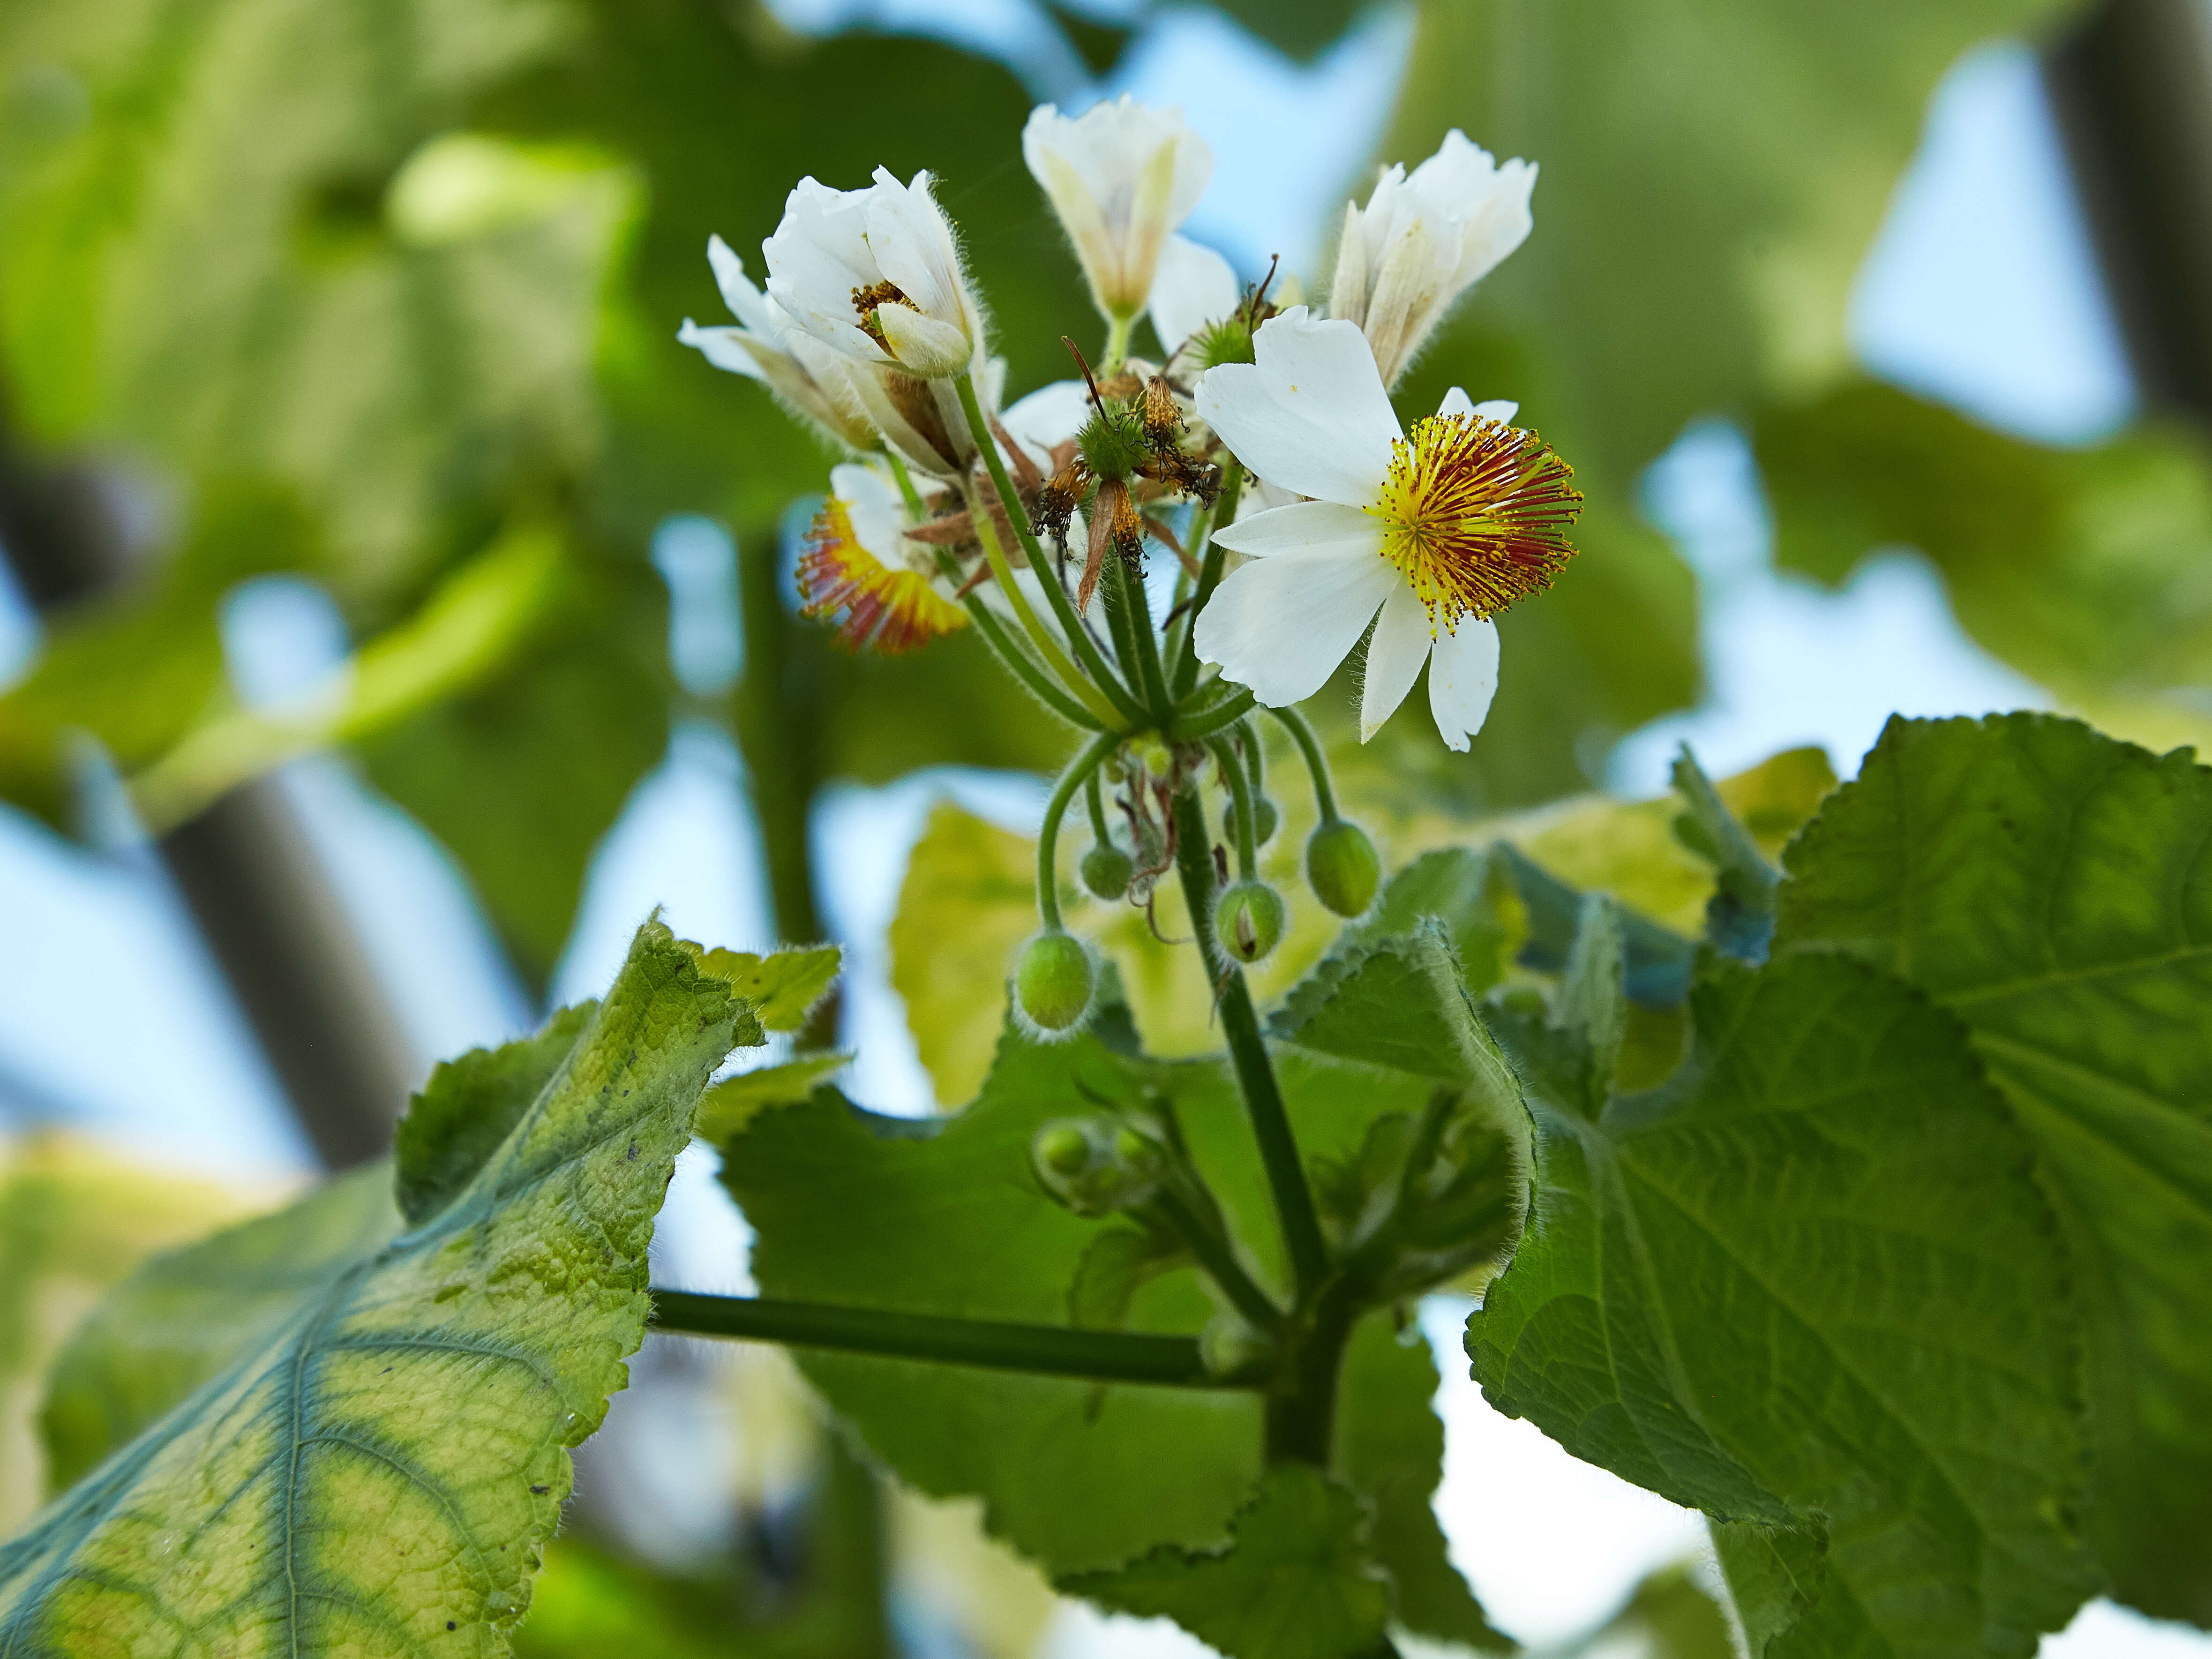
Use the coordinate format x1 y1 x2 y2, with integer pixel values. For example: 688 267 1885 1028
678 236 879 450
1327 131 1535 387
1147 235 1240 360
763 168 983 380
1192 309 1579 751
1024 97 1213 324
798 461 968 655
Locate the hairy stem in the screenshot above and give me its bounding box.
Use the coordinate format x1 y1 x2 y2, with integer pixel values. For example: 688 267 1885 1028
1205 733 1260 882
1038 733 1122 930
1168 786 1330 1299
962 480 1124 728
939 550 1102 729
957 373 1149 728
1170 460 1244 697
1151 1184 1286 1333
652 1291 1254 1389
1172 686 1257 740
1108 551 1174 723
1266 704 1340 822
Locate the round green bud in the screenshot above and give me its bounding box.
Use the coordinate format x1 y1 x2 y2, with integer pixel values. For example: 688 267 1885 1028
1136 740 1173 779
1112 1123 1164 1178
1195 317 1257 371
1224 793 1280 849
1015 931 1095 1033
1081 840 1136 901
1034 1123 1093 1181
1305 818 1381 917
1214 879 1286 965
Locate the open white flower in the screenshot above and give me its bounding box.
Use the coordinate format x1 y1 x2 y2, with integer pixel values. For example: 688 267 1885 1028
763 168 983 380
679 235 879 450
1024 98 1212 324
1192 309 1579 751
1327 131 1535 387
798 462 969 655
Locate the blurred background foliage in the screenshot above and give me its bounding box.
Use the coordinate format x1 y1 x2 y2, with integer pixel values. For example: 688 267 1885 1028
7 0 2212 1650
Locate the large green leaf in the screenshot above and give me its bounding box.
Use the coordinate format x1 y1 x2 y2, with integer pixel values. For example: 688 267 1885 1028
1469 951 2092 1657
1776 713 2212 1624
1756 379 2212 757
4 919 754 1650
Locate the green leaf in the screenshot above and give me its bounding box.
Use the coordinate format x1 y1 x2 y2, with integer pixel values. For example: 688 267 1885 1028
1470 951 2093 1656
1496 843 1697 1010
1068 1221 1188 1332
1776 713 2212 1624
1572 1561 1740 1659
697 944 841 1034
1556 893 1628 1105
1710 1521 1872 1659
0 1138 251 1534
693 1052 851 1145
1340 847 1525 997
1669 747 1778 961
6 919 752 1649
1755 379 2212 758
1057 1465 1390 1659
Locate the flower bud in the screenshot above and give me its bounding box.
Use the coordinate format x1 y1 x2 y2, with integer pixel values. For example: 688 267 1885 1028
1223 792 1279 849
1015 931 1095 1034
1081 840 1136 901
1305 819 1380 917
1030 1115 1167 1216
1034 1123 1093 1180
1214 879 1285 964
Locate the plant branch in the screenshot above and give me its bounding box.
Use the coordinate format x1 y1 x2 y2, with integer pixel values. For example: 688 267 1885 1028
1039 732 1122 929
961 480 1124 728
1266 704 1340 822
1205 732 1260 881
1150 1184 1286 1333
1108 551 1174 724
1169 460 1244 697
1172 686 1257 740
1168 785 1330 1299
939 552 1102 729
651 1291 1254 1389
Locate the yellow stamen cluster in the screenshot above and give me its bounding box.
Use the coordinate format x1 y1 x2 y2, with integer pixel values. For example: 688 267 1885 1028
1367 413 1582 632
798 497 967 655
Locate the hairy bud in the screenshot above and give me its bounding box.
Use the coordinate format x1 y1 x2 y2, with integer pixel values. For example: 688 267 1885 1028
1029 1114 1169 1216
1305 819 1380 917
1081 840 1136 902
1223 792 1280 849
1214 879 1285 964
1014 931 1095 1033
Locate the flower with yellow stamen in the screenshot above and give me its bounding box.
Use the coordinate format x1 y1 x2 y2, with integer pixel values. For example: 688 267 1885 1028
1192 308 1581 751
798 463 968 655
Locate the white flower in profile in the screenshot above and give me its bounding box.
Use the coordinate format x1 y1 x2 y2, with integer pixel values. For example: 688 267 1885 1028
1024 97 1212 325
678 236 879 450
763 168 983 380
798 461 969 655
1192 309 1580 751
1327 130 1535 387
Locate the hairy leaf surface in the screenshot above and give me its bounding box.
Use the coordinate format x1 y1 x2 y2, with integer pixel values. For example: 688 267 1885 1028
1470 952 2092 1656
1778 713 2212 1623
2 921 749 1652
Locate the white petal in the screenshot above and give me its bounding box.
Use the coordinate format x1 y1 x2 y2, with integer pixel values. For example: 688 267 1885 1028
677 320 769 383
1148 235 1240 357
707 234 777 337
1436 386 1474 419
1194 545 1396 706
831 462 906 564
1212 500 1379 562
877 304 973 378
1361 581 1431 742
1427 615 1500 752
1001 378 1094 459
1475 398 1518 424
1193 308 1399 506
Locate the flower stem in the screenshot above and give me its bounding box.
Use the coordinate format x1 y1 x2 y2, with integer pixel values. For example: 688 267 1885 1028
1168 784 1329 1300
1171 686 1256 740
1038 732 1122 930
1150 1183 1286 1332
955 586 1104 729
1170 460 1244 697
1265 705 1340 822
1085 768 1113 843
884 447 929 518
957 373 1149 730
1106 552 1174 723
652 1291 1252 1389
1103 310 1135 373
961 478 1124 729
1205 733 1260 882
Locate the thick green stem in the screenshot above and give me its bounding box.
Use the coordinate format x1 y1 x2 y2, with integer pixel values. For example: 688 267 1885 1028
1039 733 1121 930
1168 786 1330 1300
1103 309 1136 372
1261 1277 1360 1465
1205 733 1260 881
1170 461 1245 696
652 1291 1252 1389
963 480 1124 728
1172 686 1257 740
957 373 1149 729
937 548 1102 729
1151 1184 1285 1333
1107 551 1173 723
1266 704 1341 822
1085 768 1113 843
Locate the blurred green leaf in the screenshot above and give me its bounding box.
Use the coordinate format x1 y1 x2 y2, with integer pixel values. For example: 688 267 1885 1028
0 1136 250 1533
695 1052 851 1144
1207 0 1374 62
698 944 841 1033
1756 378 2212 756
9 920 750 1648
1059 1465 1391 1659
1777 713 2212 1624
1471 949 2094 1656
1569 1561 1739 1659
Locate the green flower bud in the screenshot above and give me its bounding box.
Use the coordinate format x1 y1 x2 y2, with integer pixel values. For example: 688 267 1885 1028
1034 1123 1093 1180
1214 879 1285 964
1112 1123 1165 1179
1015 931 1095 1034
1081 840 1136 901
1305 818 1380 917
1223 793 1280 849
